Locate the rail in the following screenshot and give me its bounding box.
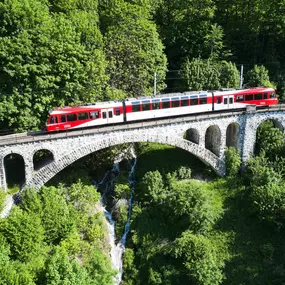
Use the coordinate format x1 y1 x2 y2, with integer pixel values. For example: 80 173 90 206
0 104 285 147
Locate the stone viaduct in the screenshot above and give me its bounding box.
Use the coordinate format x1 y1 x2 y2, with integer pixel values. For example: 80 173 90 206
0 106 285 192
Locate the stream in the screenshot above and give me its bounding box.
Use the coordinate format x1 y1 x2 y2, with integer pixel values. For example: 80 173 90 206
95 146 136 285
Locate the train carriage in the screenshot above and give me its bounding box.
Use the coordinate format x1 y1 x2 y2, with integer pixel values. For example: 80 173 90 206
46 87 278 132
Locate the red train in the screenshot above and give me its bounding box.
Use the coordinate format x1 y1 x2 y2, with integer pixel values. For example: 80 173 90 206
46 87 278 132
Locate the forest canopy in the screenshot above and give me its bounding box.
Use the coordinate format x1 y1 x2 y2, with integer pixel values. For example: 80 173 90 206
0 0 283 132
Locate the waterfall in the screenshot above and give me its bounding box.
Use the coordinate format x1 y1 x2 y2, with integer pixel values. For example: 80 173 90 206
95 145 136 285
0 194 14 218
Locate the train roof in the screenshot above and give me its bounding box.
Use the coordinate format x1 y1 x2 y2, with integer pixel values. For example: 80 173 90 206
49 87 275 115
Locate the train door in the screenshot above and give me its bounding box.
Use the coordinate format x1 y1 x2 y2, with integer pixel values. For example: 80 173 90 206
223 95 234 109
101 108 114 124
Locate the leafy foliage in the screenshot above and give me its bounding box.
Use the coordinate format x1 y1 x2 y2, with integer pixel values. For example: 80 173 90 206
100 0 167 97
246 65 276 88
0 0 107 131
172 231 225 285
0 207 46 263
0 181 115 284
0 191 5 212
180 58 239 90
42 246 91 285
225 147 241 177
255 120 285 158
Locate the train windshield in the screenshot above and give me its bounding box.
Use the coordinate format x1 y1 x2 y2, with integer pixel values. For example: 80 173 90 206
270 92 276 98
50 116 58 124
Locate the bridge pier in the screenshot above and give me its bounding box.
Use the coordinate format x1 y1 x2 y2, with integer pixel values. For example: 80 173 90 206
0 158 7 192
24 157 34 189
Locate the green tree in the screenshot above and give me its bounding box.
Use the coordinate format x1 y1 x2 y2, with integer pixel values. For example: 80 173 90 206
138 170 166 204
122 248 139 285
168 180 223 233
250 182 285 226
219 61 240 88
180 58 220 91
0 207 46 263
225 147 241 177
42 246 91 285
85 249 116 285
172 231 225 285
256 120 285 158
155 0 216 67
0 0 107 131
100 0 167 98
204 24 225 60
0 239 36 285
246 65 275 88
181 58 240 90
39 186 77 244
0 190 5 212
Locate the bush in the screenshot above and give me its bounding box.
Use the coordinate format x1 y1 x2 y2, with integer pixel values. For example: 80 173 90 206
0 190 6 213
225 147 241 177
176 166 192 180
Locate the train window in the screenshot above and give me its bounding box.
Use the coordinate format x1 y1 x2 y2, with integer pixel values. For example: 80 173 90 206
236 95 244 102
255 93 262 100
132 105 140 112
78 112 88 120
67 114 77 122
109 111 113 118
270 92 275 98
224 98 228 104
216 97 222 104
172 100 180 107
132 102 141 112
102 112 107 119
152 102 160 109
229 98 233 104
50 116 58 124
245 94 253 101
264 93 268 99
200 98 207 104
90 111 99 119
142 103 151 111
190 98 198 105
162 99 170 109
60 115 66 123
115 108 120 116
152 99 160 110
181 99 189 106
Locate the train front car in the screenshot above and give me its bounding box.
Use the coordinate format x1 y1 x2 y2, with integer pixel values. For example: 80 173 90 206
46 101 124 132
212 87 278 111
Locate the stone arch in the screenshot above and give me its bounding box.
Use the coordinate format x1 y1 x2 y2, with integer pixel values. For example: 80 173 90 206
4 153 25 187
184 128 199 144
226 122 240 148
254 118 284 155
33 149 55 171
256 118 284 132
205 125 221 156
24 132 225 190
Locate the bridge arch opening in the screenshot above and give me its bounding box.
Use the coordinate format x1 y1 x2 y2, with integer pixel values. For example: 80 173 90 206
205 125 221 156
184 128 199 144
33 149 54 171
4 153 25 187
226 123 240 148
255 119 284 155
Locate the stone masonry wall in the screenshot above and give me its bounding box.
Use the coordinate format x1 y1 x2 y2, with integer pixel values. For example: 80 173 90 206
0 110 284 191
